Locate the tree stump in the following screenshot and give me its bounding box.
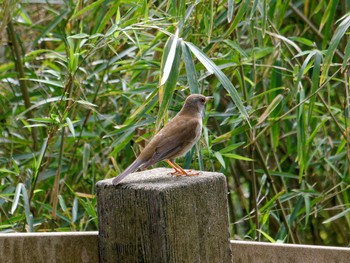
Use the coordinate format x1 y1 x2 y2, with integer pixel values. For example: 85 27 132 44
96 168 232 263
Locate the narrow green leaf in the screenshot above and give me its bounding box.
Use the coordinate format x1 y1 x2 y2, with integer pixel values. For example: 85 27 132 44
250 0 259 19
95 1 120 34
342 36 350 72
124 89 158 126
261 0 267 37
224 40 248 57
225 0 250 37
222 153 253 161
259 190 285 212
185 41 250 125
295 50 317 91
308 51 322 123
34 9 69 44
257 229 276 243
27 78 63 88
161 29 179 86
289 37 314 47
72 197 78 223
219 142 245 154
255 169 299 179
83 143 90 178
11 183 22 214
58 195 67 212
66 117 75 137
321 0 339 49
0 168 17 175
67 33 90 39
70 0 105 21
105 24 119 37
257 94 283 125
296 88 306 181
32 137 48 191
76 100 97 107
306 117 329 145
304 194 310 226
289 196 303 225
20 184 33 232
214 151 226 169
321 13 350 84
181 42 199 94
111 129 135 155
227 0 234 23
156 36 181 131
323 208 350 224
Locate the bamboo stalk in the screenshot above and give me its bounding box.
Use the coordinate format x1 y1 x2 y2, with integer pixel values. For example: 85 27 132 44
7 20 38 150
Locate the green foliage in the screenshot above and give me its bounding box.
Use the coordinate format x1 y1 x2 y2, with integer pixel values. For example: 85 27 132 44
1 0 350 246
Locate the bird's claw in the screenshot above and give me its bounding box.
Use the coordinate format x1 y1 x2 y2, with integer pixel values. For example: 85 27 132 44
170 170 187 177
184 170 200 176
170 170 200 177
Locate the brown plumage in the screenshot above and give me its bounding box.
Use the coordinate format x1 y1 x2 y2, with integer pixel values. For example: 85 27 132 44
112 94 211 185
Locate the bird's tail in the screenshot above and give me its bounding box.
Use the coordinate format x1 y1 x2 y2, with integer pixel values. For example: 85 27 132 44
112 159 142 185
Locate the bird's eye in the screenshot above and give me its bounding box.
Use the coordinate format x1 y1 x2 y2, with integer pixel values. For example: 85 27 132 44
200 98 205 103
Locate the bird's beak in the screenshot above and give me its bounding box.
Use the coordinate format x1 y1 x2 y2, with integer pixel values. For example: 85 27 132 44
205 96 214 103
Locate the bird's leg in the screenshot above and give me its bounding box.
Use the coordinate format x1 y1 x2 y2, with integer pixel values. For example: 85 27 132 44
165 160 200 176
165 160 187 176
172 162 200 176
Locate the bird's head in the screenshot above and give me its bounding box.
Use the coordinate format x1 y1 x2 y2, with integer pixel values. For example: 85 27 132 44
179 94 212 117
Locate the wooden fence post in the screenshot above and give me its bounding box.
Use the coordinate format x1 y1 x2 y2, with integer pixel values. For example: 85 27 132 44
96 168 232 263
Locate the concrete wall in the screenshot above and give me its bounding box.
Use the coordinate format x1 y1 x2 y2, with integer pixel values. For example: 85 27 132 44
1 231 350 263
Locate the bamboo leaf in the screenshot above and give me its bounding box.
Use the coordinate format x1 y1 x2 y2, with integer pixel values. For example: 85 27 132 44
11 183 22 214
308 51 323 123
214 151 226 169
58 195 67 212
256 229 276 243
66 117 75 137
185 41 250 125
227 0 234 23
225 0 250 37
67 33 90 39
20 184 33 232
161 29 179 86
70 0 105 21
323 208 350 224
157 35 181 131
83 143 90 178
321 13 350 84
341 36 350 72
257 94 283 125
181 42 200 94
222 153 254 161
72 197 78 223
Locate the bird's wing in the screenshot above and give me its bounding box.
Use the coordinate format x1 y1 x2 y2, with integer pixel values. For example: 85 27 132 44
139 116 201 167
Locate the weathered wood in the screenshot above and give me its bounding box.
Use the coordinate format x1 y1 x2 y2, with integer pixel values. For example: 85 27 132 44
0 232 98 263
231 240 350 263
96 168 232 263
2 232 350 263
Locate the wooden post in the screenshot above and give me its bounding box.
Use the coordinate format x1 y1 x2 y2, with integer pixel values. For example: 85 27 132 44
96 168 232 263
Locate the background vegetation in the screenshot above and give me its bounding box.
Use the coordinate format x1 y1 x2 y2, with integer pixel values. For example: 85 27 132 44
1 0 350 246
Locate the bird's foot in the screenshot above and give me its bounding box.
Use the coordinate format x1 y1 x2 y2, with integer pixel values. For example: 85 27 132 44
171 170 187 177
184 170 200 176
171 170 200 177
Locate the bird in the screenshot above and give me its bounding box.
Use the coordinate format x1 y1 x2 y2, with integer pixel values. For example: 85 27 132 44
112 94 212 185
